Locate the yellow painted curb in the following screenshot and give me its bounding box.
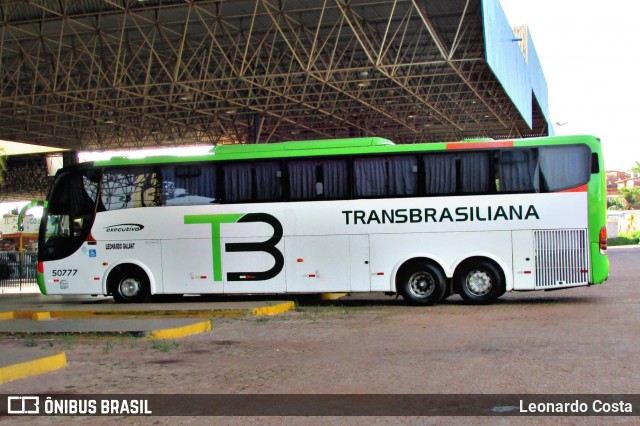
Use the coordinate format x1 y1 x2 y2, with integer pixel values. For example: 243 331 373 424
251 301 295 316
0 312 14 320
0 352 67 384
32 312 51 321
8 301 296 322
147 320 212 340
12 311 35 320
11 309 253 319
320 293 349 301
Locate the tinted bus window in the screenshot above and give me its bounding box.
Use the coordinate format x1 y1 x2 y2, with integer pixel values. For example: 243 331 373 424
498 149 538 192
164 164 217 205
539 145 591 191
224 161 282 202
288 160 317 200
102 167 163 210
287 159 351 201
354 155 417 197
423 153 456 195
460 152 491 193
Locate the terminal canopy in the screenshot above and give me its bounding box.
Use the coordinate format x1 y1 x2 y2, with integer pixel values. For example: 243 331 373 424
0 0 550 151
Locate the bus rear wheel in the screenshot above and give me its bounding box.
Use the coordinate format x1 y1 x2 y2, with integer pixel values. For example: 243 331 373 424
109 266 150 303
397 260 446 306
455 259 504 305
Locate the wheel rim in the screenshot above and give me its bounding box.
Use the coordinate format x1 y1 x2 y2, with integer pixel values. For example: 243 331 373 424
119 278 141 298
465 270 492 296
407 271 435 299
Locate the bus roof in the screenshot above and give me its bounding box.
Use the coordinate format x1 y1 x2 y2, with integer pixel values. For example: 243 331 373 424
92 135 602 167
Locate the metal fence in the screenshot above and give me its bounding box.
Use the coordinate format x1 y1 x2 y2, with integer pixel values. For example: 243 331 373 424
0 251 38 291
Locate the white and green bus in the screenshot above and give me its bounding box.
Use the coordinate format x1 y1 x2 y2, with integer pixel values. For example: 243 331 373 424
37 135 609 305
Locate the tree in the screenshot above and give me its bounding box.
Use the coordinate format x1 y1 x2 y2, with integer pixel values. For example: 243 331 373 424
632 161 640 176
608 197 627 211
619 187 640 210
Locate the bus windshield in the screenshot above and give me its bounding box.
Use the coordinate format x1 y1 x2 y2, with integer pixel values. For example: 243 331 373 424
38 168 101 261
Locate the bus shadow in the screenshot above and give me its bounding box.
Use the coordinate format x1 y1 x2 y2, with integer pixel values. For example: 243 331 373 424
299 294 603 308
68 292 603 308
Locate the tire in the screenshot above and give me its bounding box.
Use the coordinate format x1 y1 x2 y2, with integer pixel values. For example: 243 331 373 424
397 260 446 306
455 259 505 305
110 266 150 303
441 281 453 301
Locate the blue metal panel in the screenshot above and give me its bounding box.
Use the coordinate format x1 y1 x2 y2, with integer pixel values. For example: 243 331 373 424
526 30 553 134
482 0 552 131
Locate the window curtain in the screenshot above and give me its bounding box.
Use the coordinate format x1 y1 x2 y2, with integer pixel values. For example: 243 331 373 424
354 158 387 197
165 165 217 205
539 146 590 191
499 150 538 192
322 159 348 199
388 156 418 196
288 160 316 200
460 153 490 193
224 164 252 202
423 154 456 194
255 161 282 201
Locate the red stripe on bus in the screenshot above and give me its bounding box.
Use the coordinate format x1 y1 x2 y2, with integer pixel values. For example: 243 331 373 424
559 184 588 193
445 141 514 150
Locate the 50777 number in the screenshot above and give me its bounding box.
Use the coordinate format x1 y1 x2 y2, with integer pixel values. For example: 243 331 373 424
51 269 78 277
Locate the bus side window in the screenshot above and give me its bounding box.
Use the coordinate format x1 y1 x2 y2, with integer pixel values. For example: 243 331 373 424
423 153 456 195
321 159 349 199
353 155 418 198
388 155 418 196
287 159 349 201
459 152 491 193
223 161 282 203
497 149 539 193
224 163 253 202
164 164 217 205
591 153 600 174
539 145 591 192
287 160 317 200
101 168 163 210
354 157 388 197
254 161 282 201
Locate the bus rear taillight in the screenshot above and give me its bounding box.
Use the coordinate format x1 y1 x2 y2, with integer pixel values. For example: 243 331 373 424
599 226 608 253
37 262 44 274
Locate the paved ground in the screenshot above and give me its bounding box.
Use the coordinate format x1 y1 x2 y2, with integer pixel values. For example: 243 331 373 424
0 293 296 316
0 294 294 382
0 317 209 335
0 246 638 425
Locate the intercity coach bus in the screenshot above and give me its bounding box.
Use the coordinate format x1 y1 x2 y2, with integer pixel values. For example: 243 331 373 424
37 135 609 305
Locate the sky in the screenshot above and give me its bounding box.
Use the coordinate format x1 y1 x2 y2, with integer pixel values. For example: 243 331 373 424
499 0 640 171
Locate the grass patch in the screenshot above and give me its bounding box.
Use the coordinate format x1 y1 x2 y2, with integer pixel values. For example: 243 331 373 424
294 304 356 323
61 334 74 350
102 341 114 354
150 339 180 352
609 231 640 246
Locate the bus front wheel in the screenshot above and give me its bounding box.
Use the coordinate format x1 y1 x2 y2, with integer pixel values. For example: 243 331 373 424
109 266 150 303
455 259 504 304
397 260 446 306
